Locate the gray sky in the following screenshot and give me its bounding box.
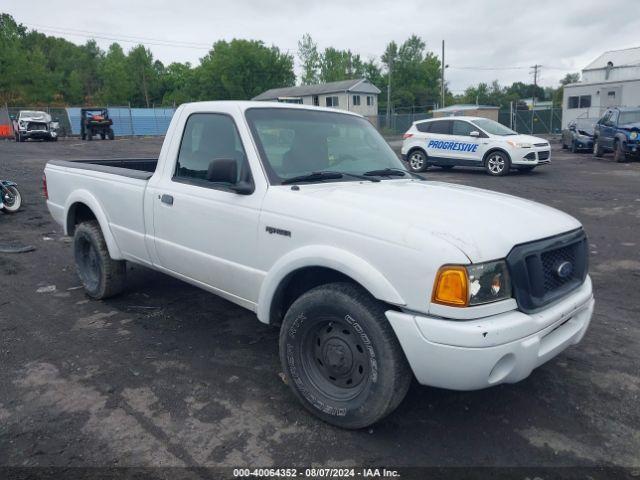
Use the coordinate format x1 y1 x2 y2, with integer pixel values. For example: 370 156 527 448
5 0 640 93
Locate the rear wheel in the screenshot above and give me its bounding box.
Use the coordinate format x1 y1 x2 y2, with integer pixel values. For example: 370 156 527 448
279 282 412 429
73 221 126 299
1 186 22 213
593 138 604 157
485 151 510 176
107 128 115 140
407 150 429 173
100 132 106 140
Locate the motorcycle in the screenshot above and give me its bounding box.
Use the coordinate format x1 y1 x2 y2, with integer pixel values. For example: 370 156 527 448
0 180 22 213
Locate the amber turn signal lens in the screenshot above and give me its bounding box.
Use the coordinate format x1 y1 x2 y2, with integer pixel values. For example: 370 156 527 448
432 266 469 307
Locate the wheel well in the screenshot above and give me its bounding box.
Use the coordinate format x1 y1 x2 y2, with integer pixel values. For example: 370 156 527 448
268 267 373 326
483 148 511 164
67 202 97 235
407 147 426 158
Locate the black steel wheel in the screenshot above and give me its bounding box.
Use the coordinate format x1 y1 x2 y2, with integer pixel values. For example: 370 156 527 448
279 282 412 429
73 221 126 299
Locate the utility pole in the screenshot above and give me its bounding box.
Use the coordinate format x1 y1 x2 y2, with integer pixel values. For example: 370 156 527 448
529 64 541 134
386 57 392 128
441 40 445 109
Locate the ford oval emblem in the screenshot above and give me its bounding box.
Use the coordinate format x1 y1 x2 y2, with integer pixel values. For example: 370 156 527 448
556 261 573 279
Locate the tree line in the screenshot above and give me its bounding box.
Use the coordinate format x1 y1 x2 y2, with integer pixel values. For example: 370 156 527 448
1 13 577 111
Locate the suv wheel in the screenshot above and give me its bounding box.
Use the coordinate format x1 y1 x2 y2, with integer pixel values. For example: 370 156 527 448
485 151 510 176
407 150 428 173
279 282 412 429
593 138 604 157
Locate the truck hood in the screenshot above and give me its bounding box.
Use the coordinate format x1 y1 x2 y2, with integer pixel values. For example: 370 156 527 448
619 122 640 131
20 112 51 122
272 179 581 262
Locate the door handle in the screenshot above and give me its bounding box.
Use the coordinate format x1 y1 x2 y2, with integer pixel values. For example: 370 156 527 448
160 194 174 205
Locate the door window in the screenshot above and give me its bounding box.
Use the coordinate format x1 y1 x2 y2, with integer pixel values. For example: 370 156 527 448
608 110 619 126
452 120 475 136
175 113 248 185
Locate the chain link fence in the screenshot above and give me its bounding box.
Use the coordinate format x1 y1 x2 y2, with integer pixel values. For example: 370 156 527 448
369 107 564 136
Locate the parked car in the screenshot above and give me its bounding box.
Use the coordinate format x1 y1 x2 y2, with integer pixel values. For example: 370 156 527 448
401 117 550 176
44 101 594 429
593 107 640 162
12 110 59 142
562 118 595 153
80 108 115 141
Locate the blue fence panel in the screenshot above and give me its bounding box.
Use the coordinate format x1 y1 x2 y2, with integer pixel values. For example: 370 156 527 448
64 107 175 136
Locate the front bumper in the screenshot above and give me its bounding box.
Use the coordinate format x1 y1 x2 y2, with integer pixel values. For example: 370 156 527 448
20 129 56 139
512 147 551 166
386 276 594 390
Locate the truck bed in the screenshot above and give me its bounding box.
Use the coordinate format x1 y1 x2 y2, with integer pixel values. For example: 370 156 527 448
47 158 158 180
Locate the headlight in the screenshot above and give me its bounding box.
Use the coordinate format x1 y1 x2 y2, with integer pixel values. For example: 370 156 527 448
506 140 532 148
432 260 512 307
630 131 638 140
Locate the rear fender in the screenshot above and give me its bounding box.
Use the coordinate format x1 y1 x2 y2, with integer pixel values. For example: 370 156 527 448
65 189 123 259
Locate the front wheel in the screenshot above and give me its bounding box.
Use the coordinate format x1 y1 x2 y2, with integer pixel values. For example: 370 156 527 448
485 151 510 176
614 141 628 163
407 150 429 173
279 283 412 429
73 221 126 299
593 138 604 157
1 186 22 213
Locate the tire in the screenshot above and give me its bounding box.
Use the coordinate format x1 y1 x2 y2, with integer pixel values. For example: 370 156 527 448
279 282 412 429
614 141 628 163
1 186 22 213
73 221 126 299
86 131 92 141
593 138 604 157
484 151 510 176
100 133 106 140
518 166 536 173
107 128 115 140
407 149 429 173
19 133 25 142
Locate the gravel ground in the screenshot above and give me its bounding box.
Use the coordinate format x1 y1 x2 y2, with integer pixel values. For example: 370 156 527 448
0 136 639 473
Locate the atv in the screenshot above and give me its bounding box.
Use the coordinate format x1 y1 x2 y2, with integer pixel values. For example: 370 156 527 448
80 108 115 141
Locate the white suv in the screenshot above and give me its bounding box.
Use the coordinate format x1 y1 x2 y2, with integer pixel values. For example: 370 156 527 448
401 116 551 176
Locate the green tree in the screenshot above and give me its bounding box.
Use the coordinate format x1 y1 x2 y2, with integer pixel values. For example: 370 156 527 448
100 43 134 104
0 13 28 103
127 45 159 107
161 62 195 105
194 39 294 100
298 33 320 85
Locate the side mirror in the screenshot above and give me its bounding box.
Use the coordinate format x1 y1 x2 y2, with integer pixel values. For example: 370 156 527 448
207 158 237 183
9 115 15 121
206 159 253 195
470 131 480 137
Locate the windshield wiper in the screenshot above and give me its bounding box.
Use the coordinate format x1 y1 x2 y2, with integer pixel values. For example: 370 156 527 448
281 171 379 185
363 168 424 180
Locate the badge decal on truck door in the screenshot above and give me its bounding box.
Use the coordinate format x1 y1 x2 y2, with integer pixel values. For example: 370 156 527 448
428 140 479 152
266 226 291 237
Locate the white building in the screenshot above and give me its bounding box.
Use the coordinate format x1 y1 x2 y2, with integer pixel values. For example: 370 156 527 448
252 78 380 117
562 46 640 127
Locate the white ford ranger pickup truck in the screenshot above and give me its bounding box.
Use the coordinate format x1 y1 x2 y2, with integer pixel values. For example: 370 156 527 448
44 101 594 429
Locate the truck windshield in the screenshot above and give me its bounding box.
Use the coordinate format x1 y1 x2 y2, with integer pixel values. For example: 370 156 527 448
471 118 517 136
619 111 640 125
245 108 405 185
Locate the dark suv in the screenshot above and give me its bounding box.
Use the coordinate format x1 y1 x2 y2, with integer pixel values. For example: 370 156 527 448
593 107 640 162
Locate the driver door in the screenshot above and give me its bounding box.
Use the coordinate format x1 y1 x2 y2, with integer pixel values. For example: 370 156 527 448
150 112 264 307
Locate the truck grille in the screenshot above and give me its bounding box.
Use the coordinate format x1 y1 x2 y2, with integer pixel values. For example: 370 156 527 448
27 122 48 131
506 229 588 313
538 151 550 160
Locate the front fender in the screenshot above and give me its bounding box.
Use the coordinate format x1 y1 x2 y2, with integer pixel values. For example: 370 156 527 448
256 245 406 324
1 180 18 188
65 189 123 259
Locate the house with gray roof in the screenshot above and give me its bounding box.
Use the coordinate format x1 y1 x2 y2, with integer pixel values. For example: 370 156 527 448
252 78 381 116
562 46 640 127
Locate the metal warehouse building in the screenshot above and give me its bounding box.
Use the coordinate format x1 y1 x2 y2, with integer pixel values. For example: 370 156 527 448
252 78 380 117
562 46 640 128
